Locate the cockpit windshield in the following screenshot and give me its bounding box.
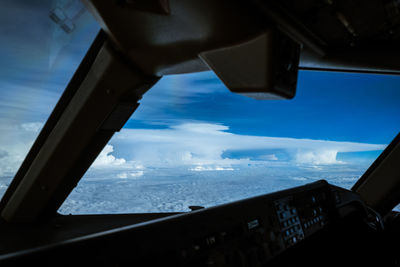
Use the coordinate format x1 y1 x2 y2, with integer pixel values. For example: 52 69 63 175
1 1 399 215
0 0 99 198
60 70 400 214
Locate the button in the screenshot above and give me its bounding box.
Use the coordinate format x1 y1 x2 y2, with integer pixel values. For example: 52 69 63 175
206 236 216 246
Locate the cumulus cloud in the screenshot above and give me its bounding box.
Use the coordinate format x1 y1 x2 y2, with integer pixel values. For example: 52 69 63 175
87 145 144 180
294 150 339 165
108 122 385 170
92 145 126 168
0 121 385 183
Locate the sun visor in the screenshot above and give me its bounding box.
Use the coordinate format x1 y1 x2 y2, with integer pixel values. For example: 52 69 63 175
199 29 300 100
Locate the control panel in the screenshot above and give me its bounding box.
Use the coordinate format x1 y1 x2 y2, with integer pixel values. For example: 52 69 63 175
274 197 305 248
1 180 365 267
112 180 345 266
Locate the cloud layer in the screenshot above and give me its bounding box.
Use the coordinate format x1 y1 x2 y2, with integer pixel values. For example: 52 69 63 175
0 121 385 182
94 122 385 175
0 121 385 214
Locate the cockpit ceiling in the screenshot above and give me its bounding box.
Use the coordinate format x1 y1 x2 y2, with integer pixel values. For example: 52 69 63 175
273 0 400 50
85 0 400 76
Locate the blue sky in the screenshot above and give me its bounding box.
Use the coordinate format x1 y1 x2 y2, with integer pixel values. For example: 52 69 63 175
119 70 398 168
130 70 400 144
0 0 399 175
1 1 400 212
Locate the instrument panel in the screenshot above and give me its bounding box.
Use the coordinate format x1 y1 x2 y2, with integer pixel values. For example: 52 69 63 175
1 180 367 266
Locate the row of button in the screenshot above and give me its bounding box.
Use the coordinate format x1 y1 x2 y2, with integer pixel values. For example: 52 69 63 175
279 209 298 220
281 216 299 228
283 224 302 237
303 215 325 229
312 206 324 215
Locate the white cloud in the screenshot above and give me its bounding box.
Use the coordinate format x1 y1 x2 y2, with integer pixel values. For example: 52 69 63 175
87 145 145 179
294 150 340 165
109 122 385 169
0 121 386 182
92 145 126 168
117 171 144 179
190 165 234 171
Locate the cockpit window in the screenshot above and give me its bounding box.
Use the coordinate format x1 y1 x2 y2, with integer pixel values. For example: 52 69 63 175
2 2 399 216
59 70 400 214
0 0 99 199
